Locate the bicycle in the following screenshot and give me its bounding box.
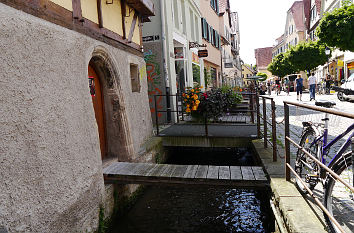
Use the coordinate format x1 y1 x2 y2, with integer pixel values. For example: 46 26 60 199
294 100 353 233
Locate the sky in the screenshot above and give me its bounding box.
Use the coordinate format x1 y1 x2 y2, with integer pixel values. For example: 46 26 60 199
230 0 297 66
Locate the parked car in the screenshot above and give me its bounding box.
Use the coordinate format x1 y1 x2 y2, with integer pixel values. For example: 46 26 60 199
334 73 354 101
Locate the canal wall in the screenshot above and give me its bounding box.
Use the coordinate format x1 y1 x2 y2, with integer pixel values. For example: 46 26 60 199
0 3 158 233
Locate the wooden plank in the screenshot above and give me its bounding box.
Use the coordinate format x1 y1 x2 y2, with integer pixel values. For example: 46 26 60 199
145 164 165 176
207 166 219 179
72 0 82 19
183 165 199 178
128 12 138 42
105 162 128 174
134 163 155 176
124 163 148 176
113 162 136 174
170 165 188 178
230 166 242 180
241 166 255 180
160 164 175 177
121 0 126 39
97 0 103 28
194 165 208 179
218 166 230 180
252 167 267 181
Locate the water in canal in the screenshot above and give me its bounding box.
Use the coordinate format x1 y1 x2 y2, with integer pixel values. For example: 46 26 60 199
110 147 272 233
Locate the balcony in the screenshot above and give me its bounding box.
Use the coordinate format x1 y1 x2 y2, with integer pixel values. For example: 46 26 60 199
126 0 155 16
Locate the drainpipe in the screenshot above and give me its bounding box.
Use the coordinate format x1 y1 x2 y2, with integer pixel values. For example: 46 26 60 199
160 0 171 122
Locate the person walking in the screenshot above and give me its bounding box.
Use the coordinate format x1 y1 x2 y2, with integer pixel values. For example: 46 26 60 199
284 78 290 95
308 73 317 101
295 74 303 101
267 81 271 95
325 74 331 94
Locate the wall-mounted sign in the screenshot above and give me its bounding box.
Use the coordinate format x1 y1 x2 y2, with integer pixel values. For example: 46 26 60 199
189 42 207 49
142 35 160 42
198 50 208 58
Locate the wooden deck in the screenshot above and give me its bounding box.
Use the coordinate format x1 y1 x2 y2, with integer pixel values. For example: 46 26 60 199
103 162 268 187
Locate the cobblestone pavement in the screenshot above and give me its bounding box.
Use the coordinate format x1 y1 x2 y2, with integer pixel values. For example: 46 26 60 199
259 90 354 232
260 91 354 159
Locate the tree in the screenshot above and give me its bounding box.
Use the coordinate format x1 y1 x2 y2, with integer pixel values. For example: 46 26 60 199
267 52 295 78
316 2 354 51
287 41 329 73
256 72 267 81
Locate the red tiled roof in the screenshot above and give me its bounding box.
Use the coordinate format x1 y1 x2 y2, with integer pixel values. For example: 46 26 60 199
289 1 305 31
254 47 273 69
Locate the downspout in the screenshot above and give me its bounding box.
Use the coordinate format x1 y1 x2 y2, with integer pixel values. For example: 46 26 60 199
160 0 171 122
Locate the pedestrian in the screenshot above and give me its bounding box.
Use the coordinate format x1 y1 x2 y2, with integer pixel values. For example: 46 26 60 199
267 81 271 95
325 74 331 94
284 78 290 95
295 74 303 101
308 73 317 101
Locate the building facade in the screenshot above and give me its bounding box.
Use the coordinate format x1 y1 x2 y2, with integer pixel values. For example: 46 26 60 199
200 0 222 88
254 47 273 78
142 0 203 122
0 0 158 232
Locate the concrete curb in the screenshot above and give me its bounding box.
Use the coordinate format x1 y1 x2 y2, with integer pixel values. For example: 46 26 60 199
252 139 328 233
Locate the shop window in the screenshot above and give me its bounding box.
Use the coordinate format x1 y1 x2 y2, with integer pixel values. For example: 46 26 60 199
130 63 140 92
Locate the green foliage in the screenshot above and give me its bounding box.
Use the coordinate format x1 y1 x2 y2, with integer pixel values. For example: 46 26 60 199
192 64 200 85
204 68 211 87
267 52 295 78
256 72 268 81
316 2 354 51
287 41 329 72
196 87 243 121
97 206 107 233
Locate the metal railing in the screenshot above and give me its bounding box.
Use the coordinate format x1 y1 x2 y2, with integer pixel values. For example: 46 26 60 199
283 100 354 233
153 91 260 137
259 96 277 162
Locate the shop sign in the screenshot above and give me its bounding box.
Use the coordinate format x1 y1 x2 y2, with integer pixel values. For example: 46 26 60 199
347 62 354 69
198 50 208 58
189 42 207 49
337 60 344 67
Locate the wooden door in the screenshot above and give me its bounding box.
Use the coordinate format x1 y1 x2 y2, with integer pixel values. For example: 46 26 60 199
88 65 106 159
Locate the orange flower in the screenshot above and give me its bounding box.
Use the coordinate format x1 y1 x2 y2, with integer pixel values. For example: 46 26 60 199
182 93 186 97
186 95 190 98
191 89 194 92
196 100 200 104
192 106 197 111
186 108 191 113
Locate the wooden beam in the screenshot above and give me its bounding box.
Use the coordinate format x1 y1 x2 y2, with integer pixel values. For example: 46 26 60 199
121 0 126 39
128 11 138 42
72 0 82 20
97 0 103 28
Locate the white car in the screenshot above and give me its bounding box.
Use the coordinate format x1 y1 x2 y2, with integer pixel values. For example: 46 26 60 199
336 73 354 101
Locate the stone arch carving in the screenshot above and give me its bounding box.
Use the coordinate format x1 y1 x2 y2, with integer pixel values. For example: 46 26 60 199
89 46 134 162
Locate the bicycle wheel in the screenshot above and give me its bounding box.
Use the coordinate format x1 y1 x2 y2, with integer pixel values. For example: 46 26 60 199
324 153 353 233
295 129 320 193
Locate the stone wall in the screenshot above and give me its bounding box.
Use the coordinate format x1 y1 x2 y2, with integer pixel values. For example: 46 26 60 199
0 3 154 232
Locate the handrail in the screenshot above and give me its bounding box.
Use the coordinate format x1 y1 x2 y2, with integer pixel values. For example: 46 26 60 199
286 136 354 193
286 164 346 233
153 91 260 137
260 96 277 161
283 100 354 119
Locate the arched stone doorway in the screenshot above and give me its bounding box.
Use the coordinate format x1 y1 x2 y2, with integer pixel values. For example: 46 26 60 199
88 47 134 162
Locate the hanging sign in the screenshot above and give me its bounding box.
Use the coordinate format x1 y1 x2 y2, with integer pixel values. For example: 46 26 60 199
189 42 207 49
198 50 208 58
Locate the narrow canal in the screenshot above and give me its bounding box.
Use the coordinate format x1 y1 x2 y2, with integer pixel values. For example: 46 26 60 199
109 147 273 233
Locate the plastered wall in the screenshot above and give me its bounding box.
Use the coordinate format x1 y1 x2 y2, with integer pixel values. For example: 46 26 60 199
0 3 152 232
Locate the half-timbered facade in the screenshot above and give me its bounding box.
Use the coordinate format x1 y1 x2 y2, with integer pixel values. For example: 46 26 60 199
0 0 158 232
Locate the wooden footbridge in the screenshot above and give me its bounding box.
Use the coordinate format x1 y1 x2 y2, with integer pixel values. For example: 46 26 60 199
103 162 268 187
